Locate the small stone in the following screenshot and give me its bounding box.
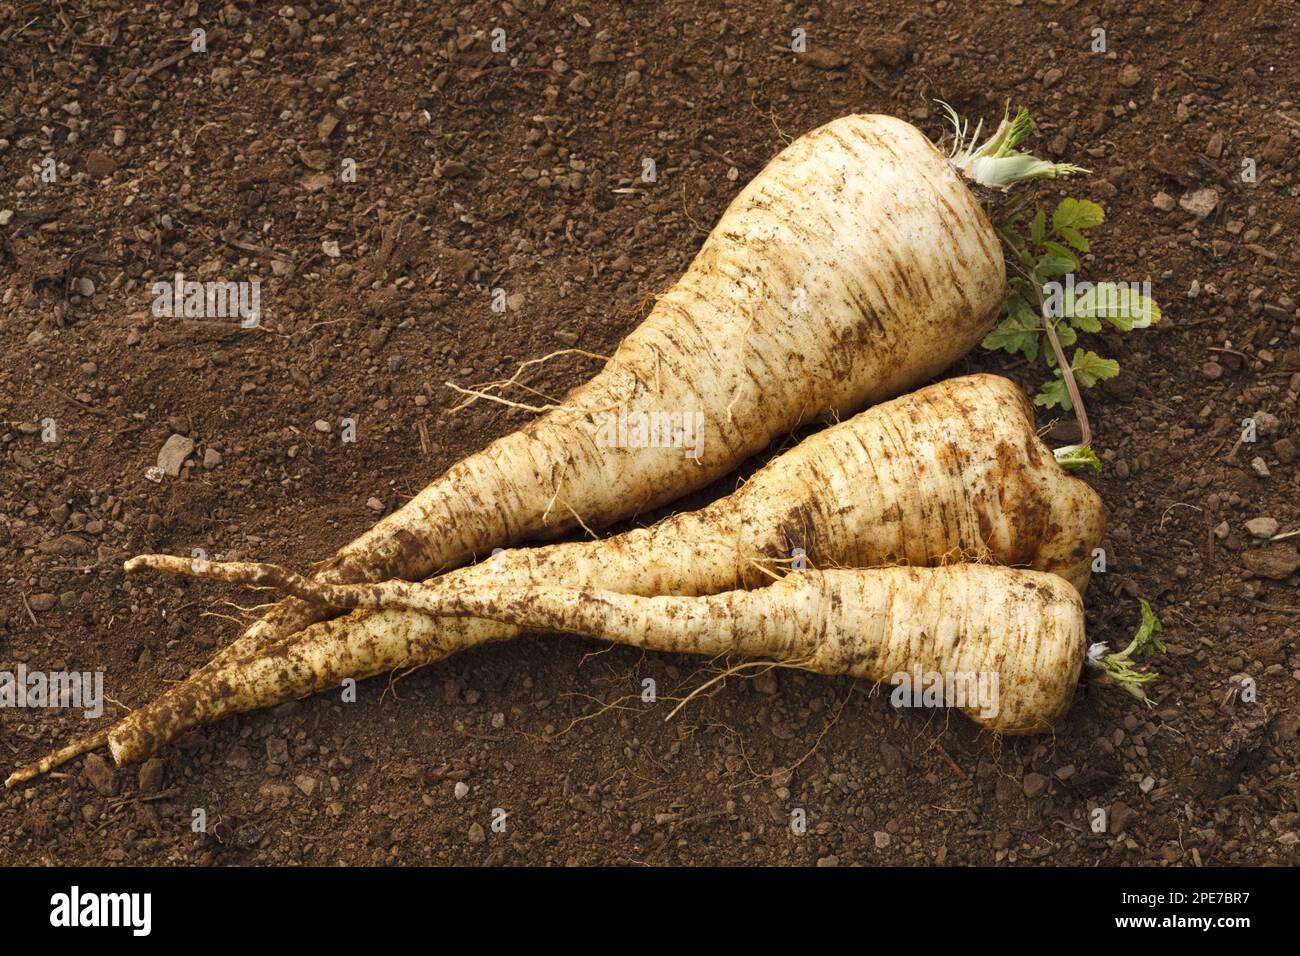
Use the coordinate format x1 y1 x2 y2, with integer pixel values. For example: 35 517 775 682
1204 132 1224 158
873 830 891 849
1023 772 1050 798
321 239 341 258
1109 801 1136 834
1043 67 1064 88
1245 517 1279 539
1242 545 1300 580
1259 133 1289 164
865 34 911 68
454 781 469 799
1178 188 1219 219
85 151 116 178
301 172 332 192
1054 764 1076 782
798 46 846 70
1250 456 1270 477
1274 438 1297 465
83 754 118 796
1213 521 1230 540
28 593 57 611
73 277 95 297
490 712 506 730
1118 64 1142 87
1202 361 1223 380
468 822 487 843
313 419 331 433
1139 775 1156 794
265 737 289 765
138 758 166 794
1251 411 1280 437
112 126 127 147
995 776 1020 803
366 497 385 513
815 854 840 867
295 774 318 796
203 447 222 468
156 434 195 477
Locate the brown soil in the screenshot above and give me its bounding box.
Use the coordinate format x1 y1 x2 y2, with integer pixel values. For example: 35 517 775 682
1 0 1298 866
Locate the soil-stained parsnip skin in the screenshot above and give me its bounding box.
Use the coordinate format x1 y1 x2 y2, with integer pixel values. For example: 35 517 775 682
113 566 1087 746
394 566 1089 734
209 113 1007 669
90 375 1103 768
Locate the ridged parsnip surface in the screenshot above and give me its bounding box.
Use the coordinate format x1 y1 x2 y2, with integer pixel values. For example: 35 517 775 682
398 566 1088 734
108 566 1086 759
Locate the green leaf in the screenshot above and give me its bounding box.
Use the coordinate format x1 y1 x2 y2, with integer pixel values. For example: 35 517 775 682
1070 283 1161 331
998 106 1033 156
1098 599 1166 705
981 298 1041 361
1053 197 1105 232
1034 255 1075 280
1069 312 1102 333
1033 376 1070 410
1057 225 1090 253
998 221 1025 250
1034 349 1119 410
1029 209 1046 246
1054 445 1102 472
1054 320 1078 347
1050 282 1102 332
1129 599 1166 658
1042 241 1079 268
1070 348 1120 387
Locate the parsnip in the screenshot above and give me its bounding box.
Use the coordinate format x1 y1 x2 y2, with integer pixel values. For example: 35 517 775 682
122 565 1091 738
211 112 1025 671
64 374 1108 770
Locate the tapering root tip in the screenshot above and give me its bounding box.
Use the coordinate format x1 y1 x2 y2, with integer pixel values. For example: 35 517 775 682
124 553 311 593
5 728 111 788
124 553 207 576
